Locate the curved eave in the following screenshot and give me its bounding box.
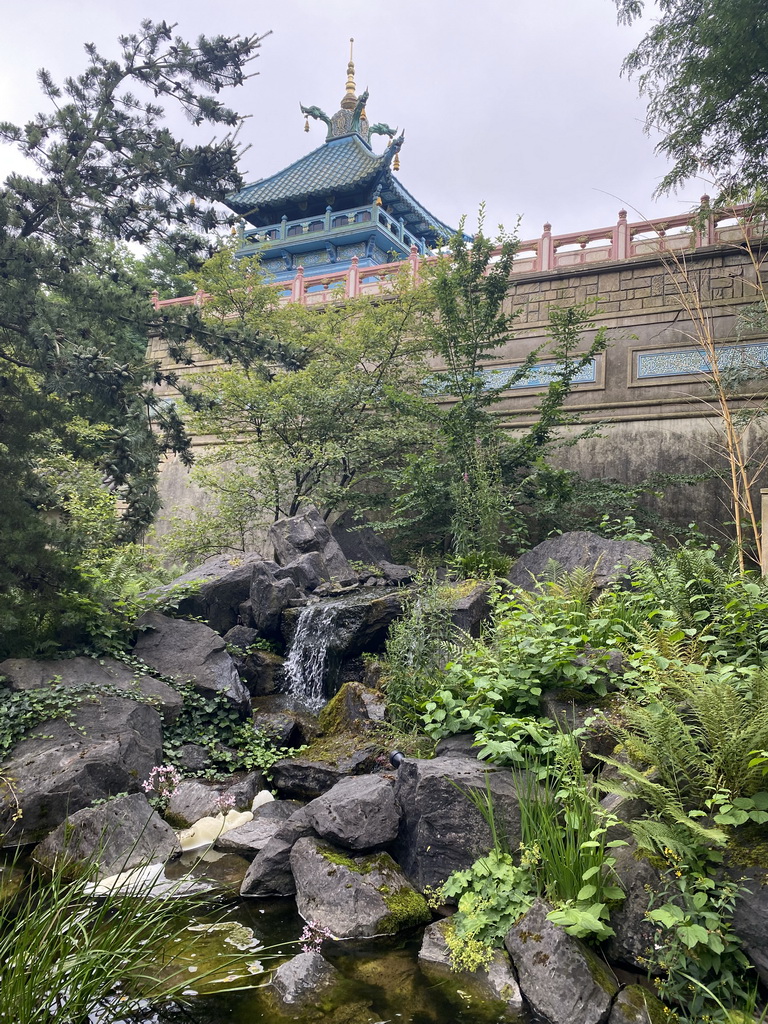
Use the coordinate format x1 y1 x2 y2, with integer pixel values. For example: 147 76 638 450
380 174 456 244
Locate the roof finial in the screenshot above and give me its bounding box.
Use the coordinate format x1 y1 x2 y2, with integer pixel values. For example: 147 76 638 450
341 37 357 110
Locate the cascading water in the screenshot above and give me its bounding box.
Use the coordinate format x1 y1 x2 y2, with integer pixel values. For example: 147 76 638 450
282 592 378 711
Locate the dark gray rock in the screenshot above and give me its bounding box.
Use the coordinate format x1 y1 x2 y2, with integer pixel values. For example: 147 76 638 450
252 709 306 747
271 747 380 801
449 581 493 637
504 899 618 1024
539 690 616 772
274 551 329 592
269 951 339 1007
133 612 249 715
434 732 480 758
250 562 300 637
331 510 393 565
175 743 211 772
33 793 180 880
731 863 768 985
269 506 357 584
164 773 262 829
0 655 183 725
392 756 532 891
290 835 430 938
228 639 285 697
215 816 288 856
240 806 315 896
149 553 266 634
606 844 664 973
0 696 162 846
305 775 399 850
508 531 652 592
378 561 416 585
608 985 668 1024
418 919 524 1018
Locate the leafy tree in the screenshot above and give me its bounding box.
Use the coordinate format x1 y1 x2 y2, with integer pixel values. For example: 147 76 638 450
166 255 433 561
0 20 268 648
614 0 768 193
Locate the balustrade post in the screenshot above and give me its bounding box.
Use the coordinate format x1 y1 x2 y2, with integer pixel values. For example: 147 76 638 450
292 265 305 304
409 243 420 282
194 289 205 307
614 209 630 260
325 205 332 231
280 215 288 240
150 289 160 310
539 223 554 272
346 256 360 298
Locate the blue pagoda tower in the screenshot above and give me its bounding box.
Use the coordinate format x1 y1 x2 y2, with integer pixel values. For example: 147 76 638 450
225 43 454 285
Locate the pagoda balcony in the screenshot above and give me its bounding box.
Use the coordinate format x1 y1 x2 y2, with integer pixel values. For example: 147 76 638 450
236 202 429 259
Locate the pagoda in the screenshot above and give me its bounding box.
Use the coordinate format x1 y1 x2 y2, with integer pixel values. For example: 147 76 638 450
225 42 454 283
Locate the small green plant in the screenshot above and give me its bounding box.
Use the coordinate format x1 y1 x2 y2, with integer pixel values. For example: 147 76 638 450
645 859 755 1021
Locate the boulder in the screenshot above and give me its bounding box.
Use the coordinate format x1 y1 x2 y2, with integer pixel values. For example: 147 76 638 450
164 774 263 829
269 951 340 1008
250 562 301 638
269 506 357 584
392 756 532 891
539 690 616 772
378 561 416 585
418 918 524 1018
608 985 668 1024
240 806 315 896
274 551 329 591
730 863 768 985
33 793 180 880
508 531 652 591
449 581 493 637
133 611 250 716
0 696 162 845
504 899 618 1024
290 835 430 939
148 553 267 633
271 746 380 801
305 775 400 850
331 510 393 565
252 709 307 747
606 844 664 973
221 626 285 696
0 655 183 725
317 681 387 733
434 732 480 758
175 743 211 772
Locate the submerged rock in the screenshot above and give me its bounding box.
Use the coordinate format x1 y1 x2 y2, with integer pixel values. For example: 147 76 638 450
269 950 340 1008
418 919 524 1020
290 835 430 939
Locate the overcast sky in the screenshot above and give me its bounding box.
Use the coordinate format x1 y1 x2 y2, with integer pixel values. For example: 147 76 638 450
0 0 710 241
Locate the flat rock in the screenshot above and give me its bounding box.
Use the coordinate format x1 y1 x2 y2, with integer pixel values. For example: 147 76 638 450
269 951 340 1007
133 611 249 715
305 775 400 850
165 774 262 829
215 816 289 855
418 919 524 1018
392 756 533 891
0 696 162 845
449 581 493 637
33 793 180 880
508 531 652 592
504 899 618 1024
270 747 380 800
0 655 183 724
290 835 430 939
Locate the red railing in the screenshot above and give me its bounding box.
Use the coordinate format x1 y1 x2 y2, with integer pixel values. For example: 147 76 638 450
152 198 763 310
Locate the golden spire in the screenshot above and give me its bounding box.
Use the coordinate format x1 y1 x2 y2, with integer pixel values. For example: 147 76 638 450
341 37 357 110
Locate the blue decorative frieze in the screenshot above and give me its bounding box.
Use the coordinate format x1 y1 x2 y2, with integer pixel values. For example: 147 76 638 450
337 243 366 260
261 258 285 274
637 342 768 379
483 358 598 390
296 250 329 268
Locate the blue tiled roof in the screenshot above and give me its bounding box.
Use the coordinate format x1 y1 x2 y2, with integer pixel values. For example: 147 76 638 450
228 136 387 213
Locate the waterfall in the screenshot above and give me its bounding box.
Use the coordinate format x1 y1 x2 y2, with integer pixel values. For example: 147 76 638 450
282 593 373 711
